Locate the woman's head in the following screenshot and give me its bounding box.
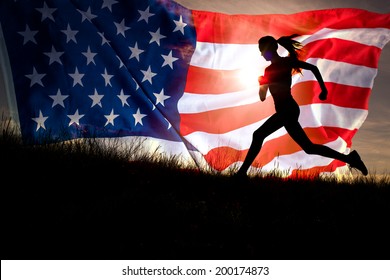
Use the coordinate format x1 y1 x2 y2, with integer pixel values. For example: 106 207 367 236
258 34 304 73
258 36 278 61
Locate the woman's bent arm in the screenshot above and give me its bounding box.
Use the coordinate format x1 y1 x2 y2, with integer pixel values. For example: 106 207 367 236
296 60 328 100
259 85 268 101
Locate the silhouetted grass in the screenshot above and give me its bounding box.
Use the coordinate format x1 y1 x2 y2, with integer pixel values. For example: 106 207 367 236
1 117 389 260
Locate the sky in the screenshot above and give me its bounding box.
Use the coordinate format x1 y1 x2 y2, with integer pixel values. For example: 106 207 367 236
175 0 390 175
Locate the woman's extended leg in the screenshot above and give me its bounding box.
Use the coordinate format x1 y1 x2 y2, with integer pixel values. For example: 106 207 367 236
285 121 368 175
236 113 284 176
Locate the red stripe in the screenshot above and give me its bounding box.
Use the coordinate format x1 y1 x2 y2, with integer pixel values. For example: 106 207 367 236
289 160 347 178
203 127 356 171
303 39 382 68
184 66 247 94
180 99 272 135
292 82 370 109
193 9 390 44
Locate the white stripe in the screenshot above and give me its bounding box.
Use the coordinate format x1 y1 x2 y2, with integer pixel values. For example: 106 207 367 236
178 86 259 113
300 104 368 129
299 27 390 49
298 58 377 88
255 137 349 173
190 28 390 70
190 42 263 70
182 104 367 154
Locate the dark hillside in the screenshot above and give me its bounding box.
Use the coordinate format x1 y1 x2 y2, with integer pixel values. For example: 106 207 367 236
1 130 389 260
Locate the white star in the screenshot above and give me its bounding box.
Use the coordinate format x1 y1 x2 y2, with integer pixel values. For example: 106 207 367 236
98 32 110 46
36 2 57 22
89 89 104 107
129 42 144 61
18 25 38 45
138 6 154 23
141 66 156 84
114 19 130 37
78 7 97 22
101 68 114 86
49 89 68 108
101 0 118 12
104 109 119 126
25 67 45 87
133 108 147 126
32 110 48 131
67 109 85 126
161 50 178 69
61 24 78 43
117 89 130 107
82 46 97 65
173 15 187 35
149 28 166 46
153 89 170 106
44 46 63 65
69 67 84 87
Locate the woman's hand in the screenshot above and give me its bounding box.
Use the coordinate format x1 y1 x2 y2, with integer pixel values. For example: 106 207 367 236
258 75 268 85
319 88 328 101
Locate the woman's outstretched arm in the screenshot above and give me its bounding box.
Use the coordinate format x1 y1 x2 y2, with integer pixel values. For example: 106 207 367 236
296 60 328 100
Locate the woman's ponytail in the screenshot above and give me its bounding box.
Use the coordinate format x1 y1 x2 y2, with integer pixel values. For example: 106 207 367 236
277 34 303 58
277 34 303 73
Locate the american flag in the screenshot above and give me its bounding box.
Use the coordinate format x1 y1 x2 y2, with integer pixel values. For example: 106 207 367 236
1 0 389 176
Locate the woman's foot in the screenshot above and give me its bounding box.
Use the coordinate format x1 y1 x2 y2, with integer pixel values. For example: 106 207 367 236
348 150 368 176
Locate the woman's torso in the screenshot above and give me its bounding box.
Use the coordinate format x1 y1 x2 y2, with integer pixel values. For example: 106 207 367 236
264 57 295 106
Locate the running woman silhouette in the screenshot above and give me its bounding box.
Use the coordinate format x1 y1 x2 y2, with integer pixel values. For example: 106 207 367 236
235 34 368 178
